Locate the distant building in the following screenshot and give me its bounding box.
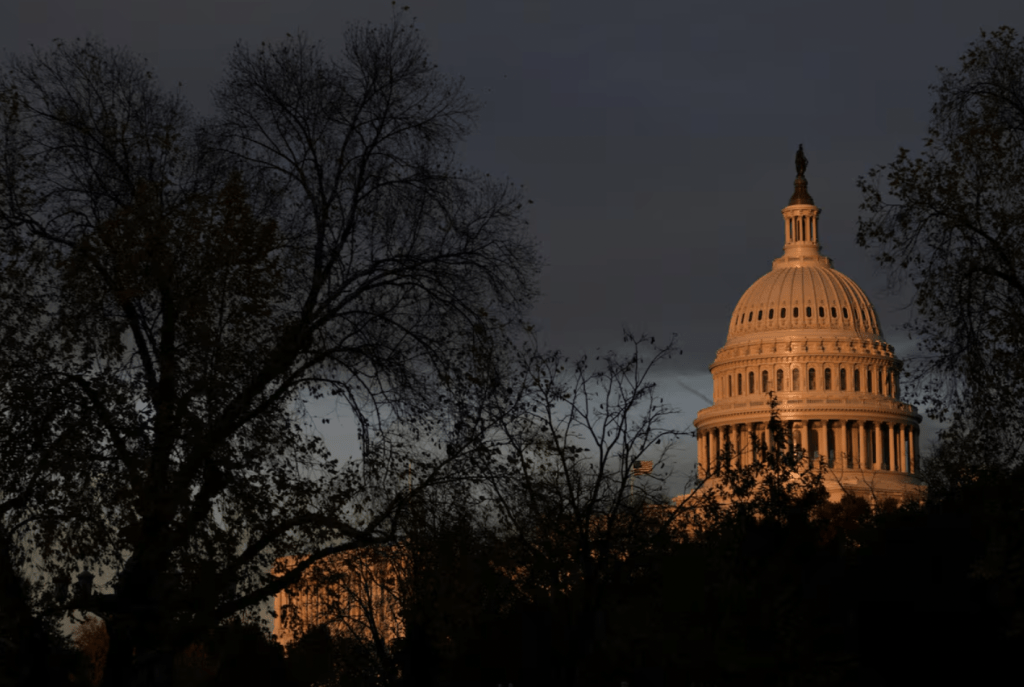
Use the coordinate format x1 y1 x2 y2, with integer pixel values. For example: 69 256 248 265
691 147 925 504
273 546 403 650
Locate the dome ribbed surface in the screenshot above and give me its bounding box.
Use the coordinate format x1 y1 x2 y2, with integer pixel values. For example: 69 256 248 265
727 262 882 341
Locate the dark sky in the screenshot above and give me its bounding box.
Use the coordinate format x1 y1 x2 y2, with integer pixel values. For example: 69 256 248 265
5 0 1023 494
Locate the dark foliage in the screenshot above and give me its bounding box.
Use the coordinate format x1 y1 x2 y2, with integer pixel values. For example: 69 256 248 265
857 26 1024 463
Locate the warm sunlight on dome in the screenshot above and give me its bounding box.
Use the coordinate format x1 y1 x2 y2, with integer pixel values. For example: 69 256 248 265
692 146 925 504
727 263 883 343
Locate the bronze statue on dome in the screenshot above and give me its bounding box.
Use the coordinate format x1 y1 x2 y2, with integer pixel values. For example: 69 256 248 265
795 144 808 178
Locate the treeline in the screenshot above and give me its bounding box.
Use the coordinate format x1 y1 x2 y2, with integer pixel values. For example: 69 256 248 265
48 438 1024 687
326 451 1023 686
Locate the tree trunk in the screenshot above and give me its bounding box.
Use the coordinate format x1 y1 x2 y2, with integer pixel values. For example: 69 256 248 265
102 618 177 687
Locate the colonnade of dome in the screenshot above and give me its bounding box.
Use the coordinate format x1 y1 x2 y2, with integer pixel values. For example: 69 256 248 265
693 147 925 503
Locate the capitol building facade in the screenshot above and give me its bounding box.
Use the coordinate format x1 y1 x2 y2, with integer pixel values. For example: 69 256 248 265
692 148 925 503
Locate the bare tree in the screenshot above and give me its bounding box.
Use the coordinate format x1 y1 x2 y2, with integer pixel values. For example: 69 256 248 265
0 13 538 686
269 332 692 685
477 332 689 686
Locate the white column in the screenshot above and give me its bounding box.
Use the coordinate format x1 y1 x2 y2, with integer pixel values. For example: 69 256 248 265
908 426 917 474
874 423 884 470
894 425 904 472
708 430 714 464
888 424 896 472
712 429 720 472
838 420 848 468
731 425 739 467
743 424 751 466
696 432 704 478
741 423 749 466
892 424 901 472
901 424 908 471
817 421 828 467
805 421 814 465
792 422 803 464
704 432 711 477
743 424 750 467
857 422 866 469
909 423 917 473
733 424 740 466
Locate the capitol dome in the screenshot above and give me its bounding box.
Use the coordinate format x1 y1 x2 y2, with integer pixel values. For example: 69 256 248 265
693 147 924 503
727 259 883 342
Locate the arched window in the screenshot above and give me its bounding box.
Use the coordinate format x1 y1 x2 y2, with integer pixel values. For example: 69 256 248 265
824 368 832 390
781 307 786 318
843 307 849 318
758 310 763 320
840 368 847 391
808 368 816 390
749 311 754 322
831 307 837 318
854 369 860 391
793 307 799 319
762 370 768 392
776 369 783 390
818 306 825 318
878 369 883 394
806 306 812 317
737 373 743 395
792 368 800 391
769 309 774 320
749 371 755 394
886 370 892 397
729 376 733 397
741 313 745 323
866 367 873 392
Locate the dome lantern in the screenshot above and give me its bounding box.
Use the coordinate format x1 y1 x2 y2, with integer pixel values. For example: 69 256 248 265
782 144 822 260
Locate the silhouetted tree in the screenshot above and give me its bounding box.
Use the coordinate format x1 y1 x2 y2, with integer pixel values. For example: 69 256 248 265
276 319 537 686
272 383 1024 686
0 11 539 686
273 332 692 686
0 531 81 686
854 29 1024 682
283 623 383 687
573 408 901 686
690 398 829 535
857 26 1024 467
473 332 690 686
390 478 528 686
